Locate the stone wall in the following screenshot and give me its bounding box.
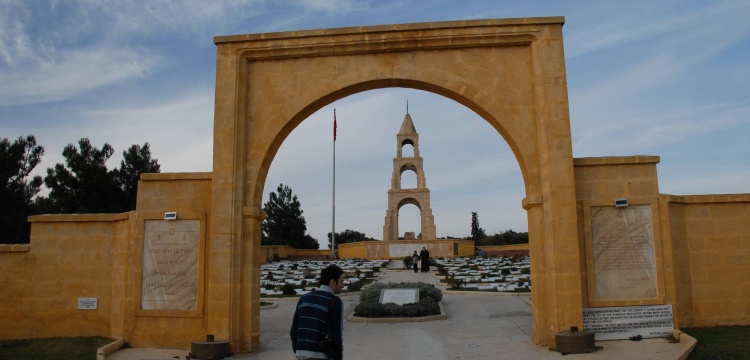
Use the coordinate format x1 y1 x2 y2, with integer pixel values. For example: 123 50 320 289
0 163 748 347
477 243 530 256
573 156 665 308
573 156 750 328
663 194 750 327
0 213 127 340
337 239 474 259
0 173 213 349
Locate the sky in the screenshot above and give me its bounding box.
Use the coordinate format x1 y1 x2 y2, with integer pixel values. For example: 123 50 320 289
1 0 748 248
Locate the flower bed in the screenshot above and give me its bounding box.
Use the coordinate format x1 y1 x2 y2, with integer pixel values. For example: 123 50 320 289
353 282 442 318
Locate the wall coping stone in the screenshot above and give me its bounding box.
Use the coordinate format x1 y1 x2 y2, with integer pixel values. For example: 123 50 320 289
214 17 565 44
573 156 660 166
0 244 30 252
28 212 131 223
661 193 750 204
140 172 212 181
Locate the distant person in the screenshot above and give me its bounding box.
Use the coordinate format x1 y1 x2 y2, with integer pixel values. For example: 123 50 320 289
291 264 344 360
412 251 420 273
420 247 430 272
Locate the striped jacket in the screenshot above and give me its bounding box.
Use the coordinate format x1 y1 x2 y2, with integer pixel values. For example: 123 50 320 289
290 285 343 360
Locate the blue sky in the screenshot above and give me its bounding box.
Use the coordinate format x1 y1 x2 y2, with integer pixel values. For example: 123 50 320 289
1 1 748 247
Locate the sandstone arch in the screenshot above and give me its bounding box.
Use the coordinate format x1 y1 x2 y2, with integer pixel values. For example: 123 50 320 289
211 17 582 351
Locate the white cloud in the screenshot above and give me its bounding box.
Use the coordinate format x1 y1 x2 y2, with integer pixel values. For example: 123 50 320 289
565 0 750 59
0 46 158 106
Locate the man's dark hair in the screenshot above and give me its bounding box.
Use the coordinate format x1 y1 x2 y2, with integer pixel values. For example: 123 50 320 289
319 264 344 286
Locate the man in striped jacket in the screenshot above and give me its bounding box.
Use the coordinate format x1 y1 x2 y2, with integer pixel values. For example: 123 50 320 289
290 264 344 360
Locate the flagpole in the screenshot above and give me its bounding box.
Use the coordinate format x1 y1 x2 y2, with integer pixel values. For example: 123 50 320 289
331 109 336 259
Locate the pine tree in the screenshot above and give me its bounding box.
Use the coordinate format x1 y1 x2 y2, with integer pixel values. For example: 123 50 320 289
262 183 319 249
114 143 161 210
43 138 122 213
470 211 486 241
0 135 44 243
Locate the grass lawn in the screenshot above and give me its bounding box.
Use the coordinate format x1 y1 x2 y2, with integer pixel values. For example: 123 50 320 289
0 336 113 360
685 326 750 360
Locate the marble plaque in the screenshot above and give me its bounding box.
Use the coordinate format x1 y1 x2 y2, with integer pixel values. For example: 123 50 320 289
141 220 200 310
591 205 657 300
379 288 419 305
78 297 98 310
583 305 674 340
389 243 428 258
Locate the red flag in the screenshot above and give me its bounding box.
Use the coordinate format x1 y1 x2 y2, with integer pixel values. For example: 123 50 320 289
334 109 337 141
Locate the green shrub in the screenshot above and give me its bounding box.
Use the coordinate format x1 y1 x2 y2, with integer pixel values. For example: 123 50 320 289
356 298 440 318
348 280 365 292
281 283 297 295
353 301 385 317
354 282 443 318
403 256 413 269
446 277 464 290
436 264 447 276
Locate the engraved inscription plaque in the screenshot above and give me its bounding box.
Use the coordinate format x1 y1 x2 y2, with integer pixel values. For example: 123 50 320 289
583 305 674 340
591 205 657 300
379 288 419 306
142 220 200 310
388 243 428 258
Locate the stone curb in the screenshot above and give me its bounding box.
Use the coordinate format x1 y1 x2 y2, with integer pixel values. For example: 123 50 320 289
346 301 447 323
672 329 698 360
260 302 279 310
97 339 124 360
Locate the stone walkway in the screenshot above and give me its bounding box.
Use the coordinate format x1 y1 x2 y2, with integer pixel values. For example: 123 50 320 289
107 262 694 360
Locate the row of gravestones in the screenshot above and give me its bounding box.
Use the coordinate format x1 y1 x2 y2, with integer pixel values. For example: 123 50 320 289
260 259 389 296
435 256 532 292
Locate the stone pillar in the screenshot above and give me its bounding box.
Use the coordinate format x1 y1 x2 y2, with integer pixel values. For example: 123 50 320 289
239 207 265 351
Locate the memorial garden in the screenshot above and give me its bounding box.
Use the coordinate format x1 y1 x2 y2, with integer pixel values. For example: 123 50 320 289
260 259 388 296
258 256 532 297
434 256 531 292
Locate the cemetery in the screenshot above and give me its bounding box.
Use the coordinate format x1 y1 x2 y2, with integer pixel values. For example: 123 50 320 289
257 256 533 298
259 259 388 296
434 256 531 292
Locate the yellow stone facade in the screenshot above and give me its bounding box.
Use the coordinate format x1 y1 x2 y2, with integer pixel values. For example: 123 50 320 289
1 18 749 353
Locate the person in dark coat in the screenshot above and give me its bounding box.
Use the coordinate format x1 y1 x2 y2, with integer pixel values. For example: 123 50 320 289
420 247 430 272
291 264 345 360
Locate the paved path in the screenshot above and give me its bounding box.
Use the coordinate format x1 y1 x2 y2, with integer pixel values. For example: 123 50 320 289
108 263 692 360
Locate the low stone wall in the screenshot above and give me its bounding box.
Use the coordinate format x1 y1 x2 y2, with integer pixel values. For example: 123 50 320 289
0 213 129 340
477 244 530 256
338 239 474 259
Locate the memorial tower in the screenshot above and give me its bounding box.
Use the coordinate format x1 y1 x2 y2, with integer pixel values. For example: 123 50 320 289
382 109 437 240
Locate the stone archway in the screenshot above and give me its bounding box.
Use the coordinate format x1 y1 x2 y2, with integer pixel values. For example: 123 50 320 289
210 17 583 352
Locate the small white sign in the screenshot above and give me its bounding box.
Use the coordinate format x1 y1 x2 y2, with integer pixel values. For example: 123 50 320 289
379 289 419 306
78 297 98 310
